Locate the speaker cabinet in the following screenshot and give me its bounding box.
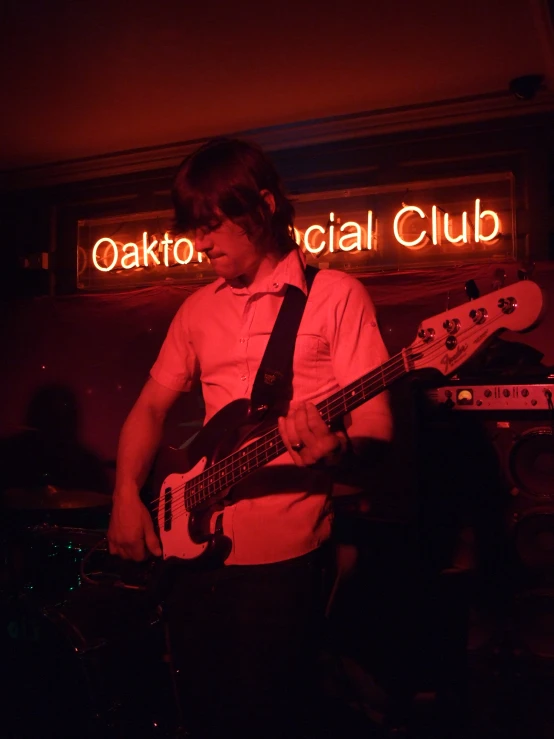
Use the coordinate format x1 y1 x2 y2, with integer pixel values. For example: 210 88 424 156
418 388 554 575
480 415 554 573
485 417 554 502
420 388 554 662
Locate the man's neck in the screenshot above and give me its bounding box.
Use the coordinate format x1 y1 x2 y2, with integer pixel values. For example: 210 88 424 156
227 251 282 291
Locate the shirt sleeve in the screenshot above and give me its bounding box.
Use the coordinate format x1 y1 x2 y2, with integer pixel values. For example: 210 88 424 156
150 298 200 392
326 274 393 444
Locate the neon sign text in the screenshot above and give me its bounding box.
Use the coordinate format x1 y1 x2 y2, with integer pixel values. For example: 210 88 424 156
295 211 374 253
393 199 500 249
90 199 502 273
92 232 205 272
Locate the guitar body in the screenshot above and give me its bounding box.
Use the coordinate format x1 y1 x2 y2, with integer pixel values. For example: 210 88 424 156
153 398 269 562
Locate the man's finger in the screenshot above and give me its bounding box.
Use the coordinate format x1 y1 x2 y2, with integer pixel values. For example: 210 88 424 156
112 539 146 561
126 542 147 561
146 529 162 557
305 403 329 435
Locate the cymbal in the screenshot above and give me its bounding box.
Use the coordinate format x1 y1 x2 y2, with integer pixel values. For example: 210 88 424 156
2 485 112 510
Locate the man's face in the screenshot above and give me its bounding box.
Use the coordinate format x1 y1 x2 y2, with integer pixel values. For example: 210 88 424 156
195 218 265 284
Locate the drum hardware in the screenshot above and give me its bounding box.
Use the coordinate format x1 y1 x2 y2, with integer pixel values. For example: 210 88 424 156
0 481 155 598
0 481 181 737
2 484 112 510
1 585 178 738
1 524 178 736
1 523 109 601
79 537 155 592
0 483 183 732
2 521 158 609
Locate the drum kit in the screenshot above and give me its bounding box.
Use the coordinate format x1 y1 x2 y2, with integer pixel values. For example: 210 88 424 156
1 484 179 739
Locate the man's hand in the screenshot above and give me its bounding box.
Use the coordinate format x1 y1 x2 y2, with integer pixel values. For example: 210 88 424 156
107 496 162 561
278 401 347 467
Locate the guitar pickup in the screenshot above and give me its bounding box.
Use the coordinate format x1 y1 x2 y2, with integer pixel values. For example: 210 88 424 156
163 486 173 532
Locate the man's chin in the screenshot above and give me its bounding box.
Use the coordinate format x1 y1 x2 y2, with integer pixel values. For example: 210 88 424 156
213 264 235 278
210 260 227 274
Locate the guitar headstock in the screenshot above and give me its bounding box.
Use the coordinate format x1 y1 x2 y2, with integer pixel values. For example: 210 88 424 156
407 279 544 376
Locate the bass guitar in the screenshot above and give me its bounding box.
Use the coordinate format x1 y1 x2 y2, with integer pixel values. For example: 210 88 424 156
152 279 544 561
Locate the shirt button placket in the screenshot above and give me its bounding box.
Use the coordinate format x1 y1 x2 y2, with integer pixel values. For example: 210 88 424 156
239 300 250 388
239 337 247 383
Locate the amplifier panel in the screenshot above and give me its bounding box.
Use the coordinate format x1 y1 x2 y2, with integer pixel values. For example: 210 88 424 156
428 383 554 411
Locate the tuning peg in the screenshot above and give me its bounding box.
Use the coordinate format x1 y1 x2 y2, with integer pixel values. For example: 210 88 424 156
465 279 480 300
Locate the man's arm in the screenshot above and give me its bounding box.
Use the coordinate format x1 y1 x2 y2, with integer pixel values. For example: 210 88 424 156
108 376 182 561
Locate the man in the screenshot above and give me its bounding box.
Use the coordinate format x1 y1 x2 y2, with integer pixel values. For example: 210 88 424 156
107 138 393 738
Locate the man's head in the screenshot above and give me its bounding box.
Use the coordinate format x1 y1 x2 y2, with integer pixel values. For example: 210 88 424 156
172 137 296 257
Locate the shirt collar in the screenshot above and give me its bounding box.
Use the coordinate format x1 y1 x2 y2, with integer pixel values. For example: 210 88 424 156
215 247 308 297
267 247 308 295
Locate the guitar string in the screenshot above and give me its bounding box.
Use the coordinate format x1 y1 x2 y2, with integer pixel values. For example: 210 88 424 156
148 310 504 526
148 311 502 527
146 344 415 520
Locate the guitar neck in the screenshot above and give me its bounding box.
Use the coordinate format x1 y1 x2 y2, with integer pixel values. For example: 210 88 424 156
315 351 408 425
184 351 409 509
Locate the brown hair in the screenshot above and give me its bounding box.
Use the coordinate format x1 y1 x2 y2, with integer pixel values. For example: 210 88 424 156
172 138 296 254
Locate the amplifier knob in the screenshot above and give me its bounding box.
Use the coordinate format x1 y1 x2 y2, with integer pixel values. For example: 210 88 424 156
521 388 529 397
503 389 511 397
484 389 492 398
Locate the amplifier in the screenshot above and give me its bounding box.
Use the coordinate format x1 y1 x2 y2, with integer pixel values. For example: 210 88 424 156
423 380 554 576
427 383 554 411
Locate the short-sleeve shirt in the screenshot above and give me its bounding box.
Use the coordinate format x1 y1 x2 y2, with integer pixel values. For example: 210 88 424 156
151 248 391 564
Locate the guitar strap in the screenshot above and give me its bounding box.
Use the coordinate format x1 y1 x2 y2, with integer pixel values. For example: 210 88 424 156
249 264 318 421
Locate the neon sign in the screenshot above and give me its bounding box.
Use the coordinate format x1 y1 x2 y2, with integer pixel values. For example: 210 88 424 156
393 199 500 250
90 199 502 274
294 211 374 254
92 232 203 272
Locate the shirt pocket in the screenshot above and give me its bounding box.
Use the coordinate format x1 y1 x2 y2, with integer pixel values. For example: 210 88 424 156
292 334 322 395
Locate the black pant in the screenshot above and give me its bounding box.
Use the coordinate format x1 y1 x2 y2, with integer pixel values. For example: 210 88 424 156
164 548 327 739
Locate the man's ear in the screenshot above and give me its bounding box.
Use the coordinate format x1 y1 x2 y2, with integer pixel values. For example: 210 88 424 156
260 189 276 213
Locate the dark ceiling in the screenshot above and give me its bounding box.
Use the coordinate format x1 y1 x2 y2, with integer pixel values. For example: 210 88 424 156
1 0 554 180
